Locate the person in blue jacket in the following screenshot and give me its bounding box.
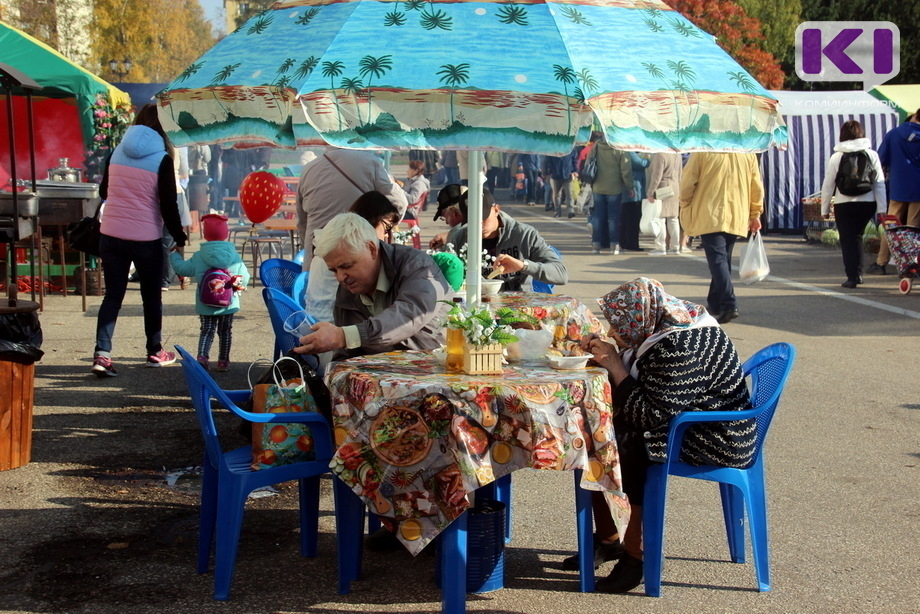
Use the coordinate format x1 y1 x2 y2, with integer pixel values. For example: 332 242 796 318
870 109 920 274
170 214 250 371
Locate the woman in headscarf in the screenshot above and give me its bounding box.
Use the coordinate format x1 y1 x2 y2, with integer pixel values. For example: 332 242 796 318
568 277 756 593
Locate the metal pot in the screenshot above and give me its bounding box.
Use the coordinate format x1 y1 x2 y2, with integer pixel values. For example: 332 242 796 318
47 158 83 183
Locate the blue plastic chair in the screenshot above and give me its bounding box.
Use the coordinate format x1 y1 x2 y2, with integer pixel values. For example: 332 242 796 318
292 249 306 265
642 342 796 596
291 270 309 309
532 245 562 294
175 345 359 600
259 258 300 294
262 287 318 364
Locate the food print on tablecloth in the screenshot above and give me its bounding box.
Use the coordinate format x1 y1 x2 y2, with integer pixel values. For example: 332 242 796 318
327 351 629 555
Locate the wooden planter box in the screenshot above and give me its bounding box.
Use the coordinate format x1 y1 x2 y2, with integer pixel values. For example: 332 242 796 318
462 343 504 375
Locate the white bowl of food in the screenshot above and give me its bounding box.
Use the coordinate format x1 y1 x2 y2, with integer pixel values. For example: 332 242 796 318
480 278 504 296
546 353 593 370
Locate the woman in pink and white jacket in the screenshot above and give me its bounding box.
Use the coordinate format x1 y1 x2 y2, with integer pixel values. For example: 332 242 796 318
91 104 188 377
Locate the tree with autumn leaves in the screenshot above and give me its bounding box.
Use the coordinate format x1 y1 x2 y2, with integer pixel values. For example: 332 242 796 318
91 0 215 83
669 0 786 90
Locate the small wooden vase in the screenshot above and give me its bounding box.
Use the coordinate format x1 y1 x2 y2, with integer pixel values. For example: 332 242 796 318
462 343 504 375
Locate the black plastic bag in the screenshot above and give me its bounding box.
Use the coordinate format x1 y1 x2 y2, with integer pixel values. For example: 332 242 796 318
0 309 43 365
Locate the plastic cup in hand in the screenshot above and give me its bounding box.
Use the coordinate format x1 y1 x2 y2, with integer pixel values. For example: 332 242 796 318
283 310 316 338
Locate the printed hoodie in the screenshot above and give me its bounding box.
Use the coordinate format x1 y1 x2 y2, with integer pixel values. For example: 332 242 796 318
100 125 186 245
820 137 887 216
878 120 920 202
170 241 250 315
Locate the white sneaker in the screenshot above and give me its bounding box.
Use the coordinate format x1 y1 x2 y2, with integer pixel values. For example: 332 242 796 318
612 246 620 255
648 250 667 256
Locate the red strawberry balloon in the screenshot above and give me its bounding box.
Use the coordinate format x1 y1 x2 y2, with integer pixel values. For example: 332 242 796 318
239 171 286 224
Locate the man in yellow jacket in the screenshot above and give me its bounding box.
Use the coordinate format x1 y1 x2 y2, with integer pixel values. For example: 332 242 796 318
679 152 763 324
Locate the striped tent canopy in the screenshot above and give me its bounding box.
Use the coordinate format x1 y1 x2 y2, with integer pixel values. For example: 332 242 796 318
760 90 899 232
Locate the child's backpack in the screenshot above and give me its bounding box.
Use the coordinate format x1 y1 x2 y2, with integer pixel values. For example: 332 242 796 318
834 151 876 197
200 267 234 307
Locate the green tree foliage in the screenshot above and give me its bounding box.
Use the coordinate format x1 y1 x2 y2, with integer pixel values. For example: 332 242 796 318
736 0 802 73
92 0 216 83
797 0 918 89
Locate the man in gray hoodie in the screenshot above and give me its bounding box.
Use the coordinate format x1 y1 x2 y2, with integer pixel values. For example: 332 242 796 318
446 188 568 291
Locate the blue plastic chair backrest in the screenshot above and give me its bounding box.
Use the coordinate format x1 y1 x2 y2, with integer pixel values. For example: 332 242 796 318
532 245 562 294
176 344 236 471
262 287 318 357
741 342 796 462
292 249 306 265
259 258 301 296
662 342 795 473
291 271 309 309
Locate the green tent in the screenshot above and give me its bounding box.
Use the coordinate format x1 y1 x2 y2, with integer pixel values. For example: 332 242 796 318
870 84 920 123
0 20 129 143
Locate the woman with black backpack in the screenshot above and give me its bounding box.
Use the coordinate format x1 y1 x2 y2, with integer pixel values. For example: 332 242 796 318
820 120 887 289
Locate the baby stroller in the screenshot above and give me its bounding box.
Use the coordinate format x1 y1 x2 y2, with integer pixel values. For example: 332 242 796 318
879 214 920 294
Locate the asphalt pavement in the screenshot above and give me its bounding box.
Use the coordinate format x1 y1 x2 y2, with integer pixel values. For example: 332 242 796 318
1 200 917 614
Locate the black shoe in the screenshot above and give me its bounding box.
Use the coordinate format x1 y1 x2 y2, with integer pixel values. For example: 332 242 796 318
545 204 554 211
841 279 858 289
562 537 624 571
554 211 561 218
716 309 739 324
365 527 401 552
127 274 140 283
866 263 888 275
857 274 864 284
568 212 575 219
595 553 644 593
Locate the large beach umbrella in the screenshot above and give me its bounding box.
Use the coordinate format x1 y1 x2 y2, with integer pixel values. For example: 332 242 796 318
158 0 788 297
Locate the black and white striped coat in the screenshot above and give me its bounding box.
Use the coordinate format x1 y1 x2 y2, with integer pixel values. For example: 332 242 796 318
612 326 756 468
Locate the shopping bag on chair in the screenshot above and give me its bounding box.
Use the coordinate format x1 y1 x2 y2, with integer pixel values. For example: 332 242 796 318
739 231 770 284
246 353 330 470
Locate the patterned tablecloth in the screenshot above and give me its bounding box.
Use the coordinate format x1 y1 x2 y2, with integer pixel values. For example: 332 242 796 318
326 350 628 555
489 292 605 354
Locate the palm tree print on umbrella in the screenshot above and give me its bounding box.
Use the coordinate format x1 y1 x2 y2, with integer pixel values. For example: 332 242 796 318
559 6 591 26
497 5 529 26
575 68 599 104
296 8 320 26
322 61 346 130
419 8 452 31
728 71 759 125
208 63 241 115
384 10 406 27
553 64 577 136
247 12 273 35
437 63 470 126
340 77 365 126
358 55 393 126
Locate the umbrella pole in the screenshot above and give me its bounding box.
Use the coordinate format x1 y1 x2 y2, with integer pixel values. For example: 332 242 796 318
465 151 484 306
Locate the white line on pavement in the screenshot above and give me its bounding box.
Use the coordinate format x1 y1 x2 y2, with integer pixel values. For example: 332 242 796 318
764 275 920 320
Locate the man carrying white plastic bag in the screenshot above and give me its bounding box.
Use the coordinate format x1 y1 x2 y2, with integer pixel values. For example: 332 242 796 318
680 152 764 325
739 231 770 284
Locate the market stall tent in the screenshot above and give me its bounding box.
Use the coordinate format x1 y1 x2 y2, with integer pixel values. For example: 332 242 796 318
759 90 899 232
0 21 129 185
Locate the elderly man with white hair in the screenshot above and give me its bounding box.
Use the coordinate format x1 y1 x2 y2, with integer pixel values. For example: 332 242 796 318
293 212 451 361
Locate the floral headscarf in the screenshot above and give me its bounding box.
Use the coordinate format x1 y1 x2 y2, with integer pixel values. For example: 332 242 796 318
597 277 707 351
